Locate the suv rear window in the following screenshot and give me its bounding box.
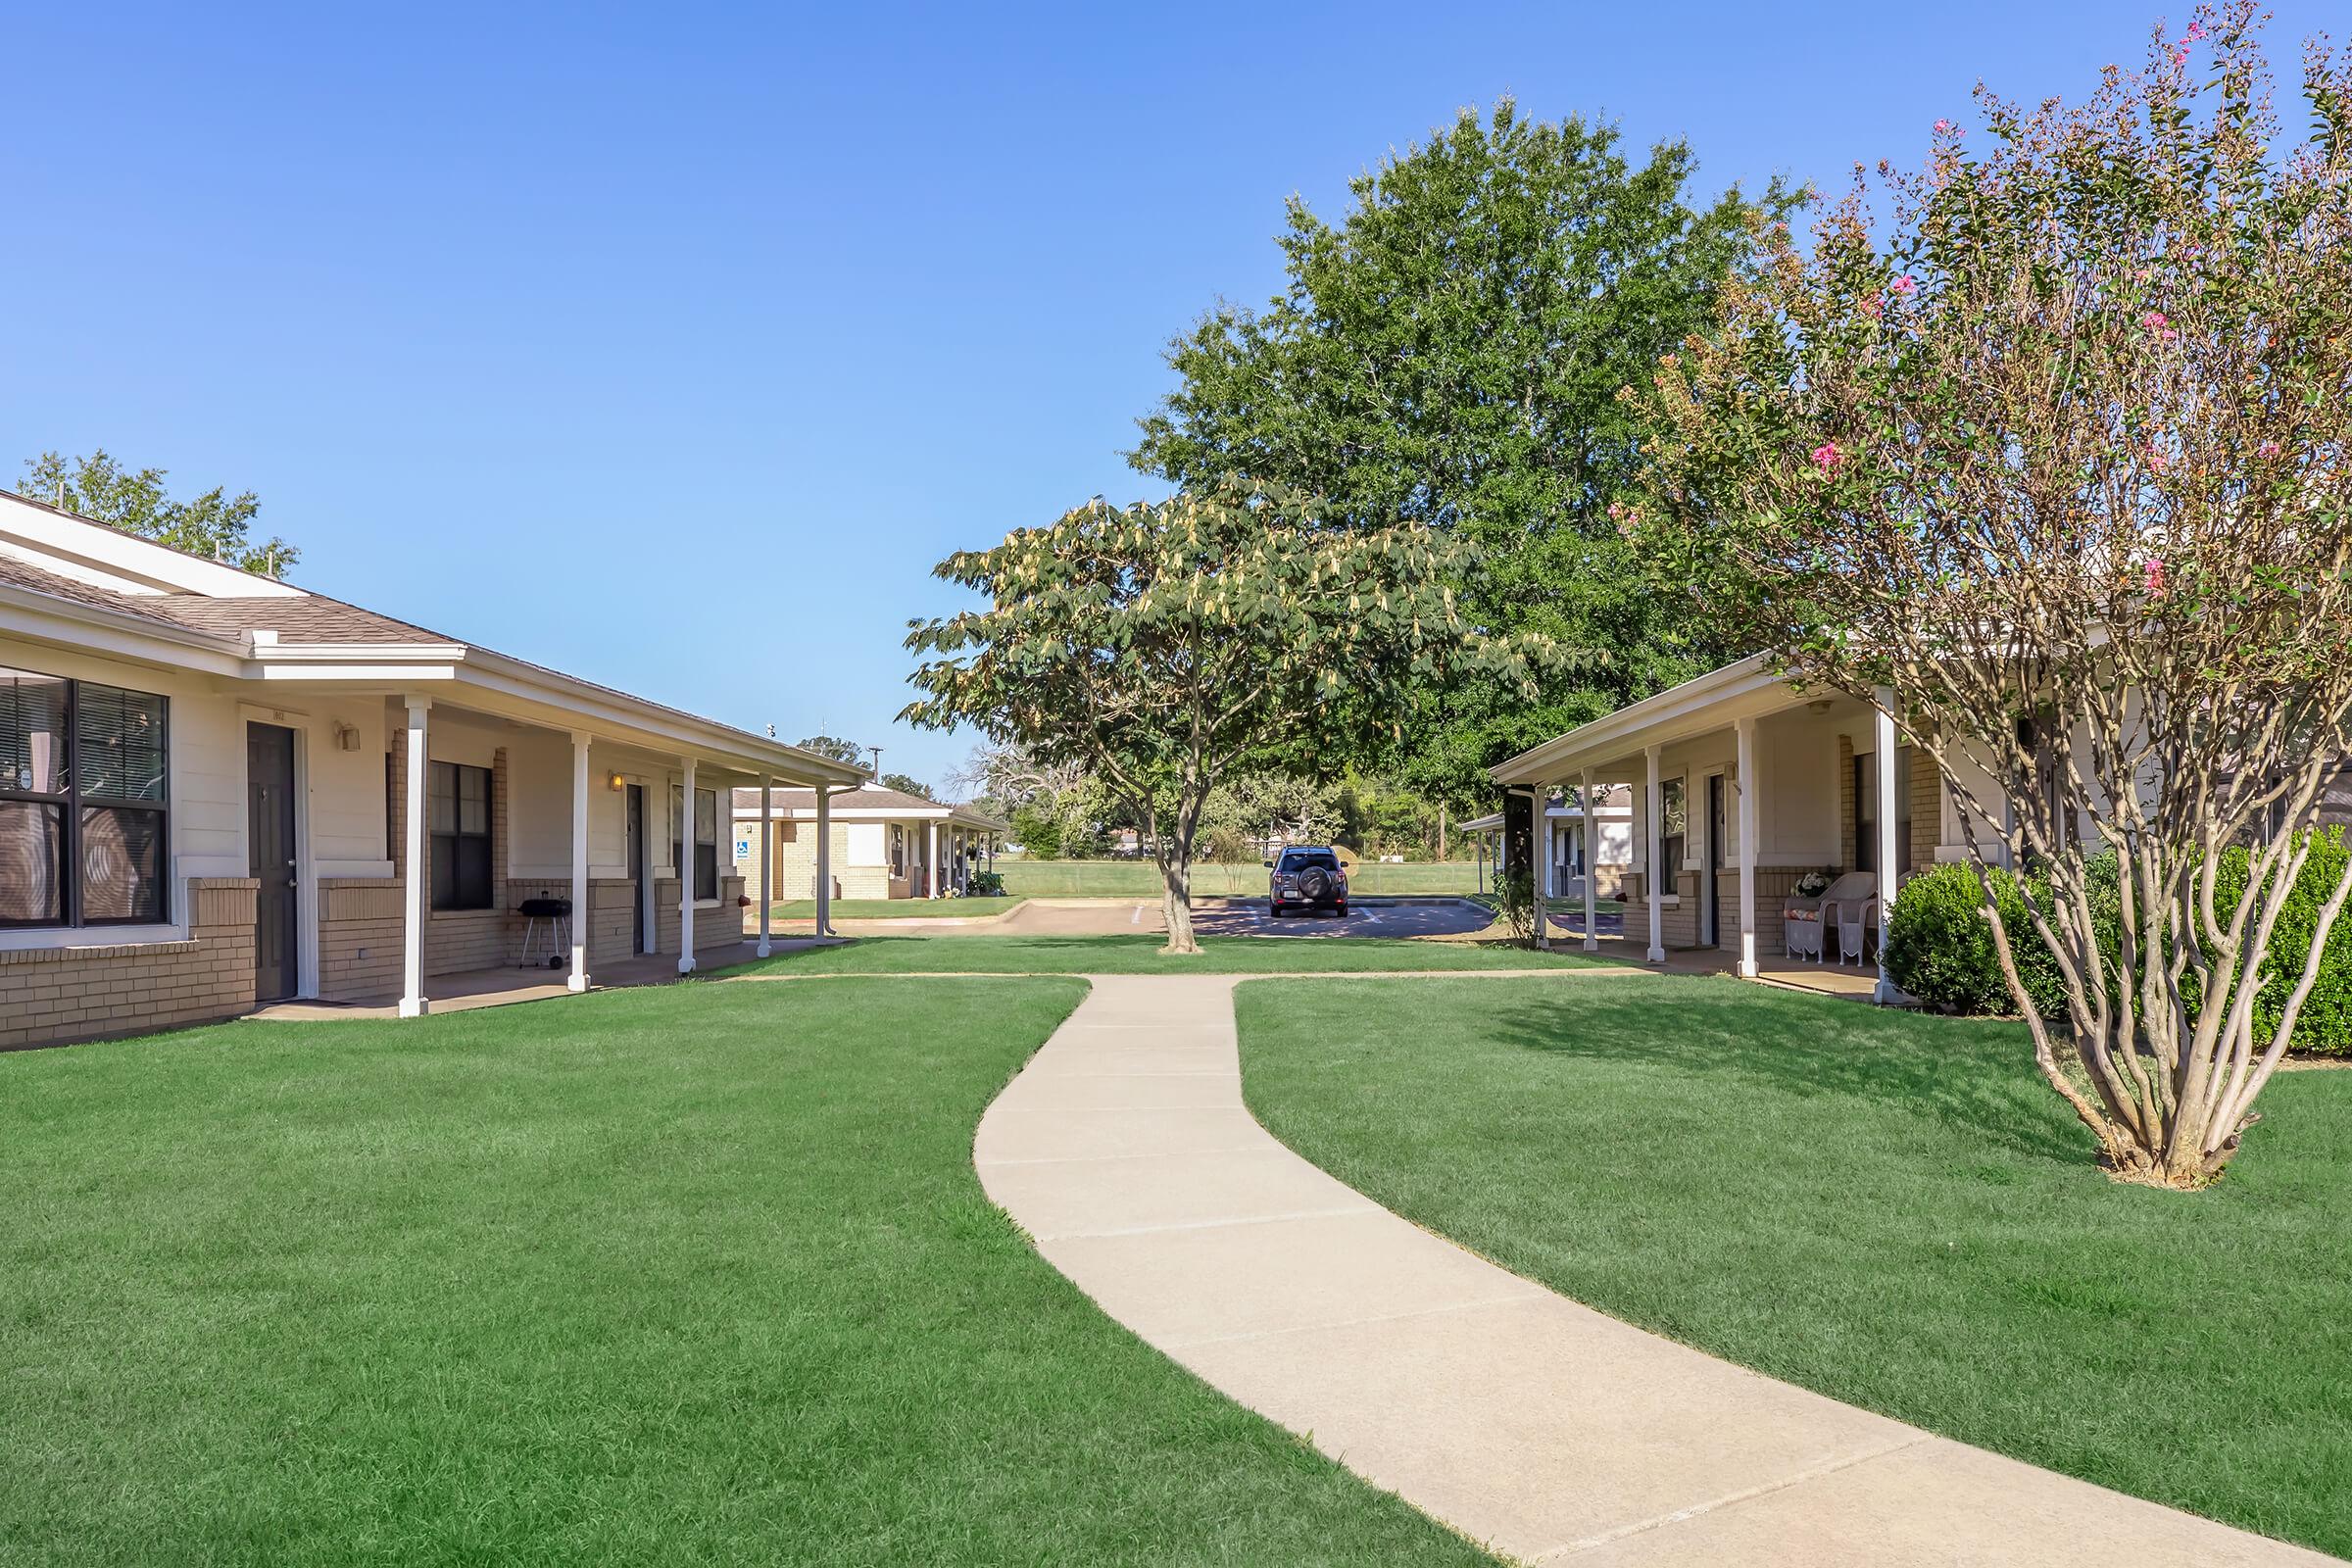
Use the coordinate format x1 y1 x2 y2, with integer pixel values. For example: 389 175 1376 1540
1279 851 1341 871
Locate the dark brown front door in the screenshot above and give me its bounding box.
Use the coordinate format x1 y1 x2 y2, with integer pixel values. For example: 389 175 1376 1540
247 722 298 1002
625 783 646 954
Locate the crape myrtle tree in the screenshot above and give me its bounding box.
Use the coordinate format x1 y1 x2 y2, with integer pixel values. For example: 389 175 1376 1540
904 479 1555 953
1625 5 2352 1186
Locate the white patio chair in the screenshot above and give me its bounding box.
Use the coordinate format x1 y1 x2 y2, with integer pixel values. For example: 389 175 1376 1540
1816 872 1879 966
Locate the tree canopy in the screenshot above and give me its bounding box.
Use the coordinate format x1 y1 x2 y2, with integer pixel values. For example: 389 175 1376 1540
22 449 296 577
794 735 868 768
1624 4 2352 1185
904 480 1555 951
1130 100 1789 805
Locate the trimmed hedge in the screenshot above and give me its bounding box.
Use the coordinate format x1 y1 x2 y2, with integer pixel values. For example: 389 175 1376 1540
1880 862 2069 1019
1882 832 2352 1055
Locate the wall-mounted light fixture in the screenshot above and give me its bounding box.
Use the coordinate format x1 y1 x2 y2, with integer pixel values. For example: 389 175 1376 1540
608 771 626 793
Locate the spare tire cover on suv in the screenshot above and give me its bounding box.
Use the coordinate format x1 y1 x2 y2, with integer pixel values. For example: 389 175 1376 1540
1296 865 1332 901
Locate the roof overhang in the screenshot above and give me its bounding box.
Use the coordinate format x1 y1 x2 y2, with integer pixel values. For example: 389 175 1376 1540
0 583 863 788
1490 655 1818 785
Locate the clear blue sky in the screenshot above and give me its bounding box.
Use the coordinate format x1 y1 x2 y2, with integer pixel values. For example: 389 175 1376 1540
5 1 2332 791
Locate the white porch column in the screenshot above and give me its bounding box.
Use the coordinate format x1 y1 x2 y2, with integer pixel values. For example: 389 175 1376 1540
1735 716 1759 980
814 785 834 936
1580 769 1599 954
400 697 431 1017
1874 693 1902 1004
756 776 773 958
1537 788 1553 950
1644 745 1666 964
677 757 696 975
927 819 941 899
568 731 592 993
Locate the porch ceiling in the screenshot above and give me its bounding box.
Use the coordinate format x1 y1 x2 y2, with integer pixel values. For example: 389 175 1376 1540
270 670 858 787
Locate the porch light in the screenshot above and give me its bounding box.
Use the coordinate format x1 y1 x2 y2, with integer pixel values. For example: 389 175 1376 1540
607 771 625 792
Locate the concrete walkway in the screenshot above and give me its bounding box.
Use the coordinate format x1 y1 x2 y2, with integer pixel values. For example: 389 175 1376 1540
976 974 2335 1567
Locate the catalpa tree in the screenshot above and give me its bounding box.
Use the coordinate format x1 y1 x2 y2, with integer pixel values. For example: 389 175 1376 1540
1626 6 2352 1186
904 479 1557 952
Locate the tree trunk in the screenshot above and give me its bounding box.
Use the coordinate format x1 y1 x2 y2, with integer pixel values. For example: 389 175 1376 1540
1162 855 1198 955
1158 791 1204 956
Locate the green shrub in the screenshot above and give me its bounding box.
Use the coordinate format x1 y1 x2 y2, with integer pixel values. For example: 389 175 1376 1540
1882 863 2059 1017
1886 836 2349 1053
2207 828 2352 1058
1008 805 1062 859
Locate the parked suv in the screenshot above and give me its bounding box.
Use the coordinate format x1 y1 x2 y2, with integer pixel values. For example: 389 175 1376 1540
1266 846 1349 917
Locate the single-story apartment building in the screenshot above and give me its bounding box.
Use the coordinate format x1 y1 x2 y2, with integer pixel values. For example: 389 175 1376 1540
730 782 1004 900
1491 655 1982 1002
0 489 864 1049
1463 785 1634 898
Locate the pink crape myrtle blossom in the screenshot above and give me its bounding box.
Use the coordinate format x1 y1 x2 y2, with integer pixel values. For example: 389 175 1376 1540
1810 441 1844 471
1890 273 1918 296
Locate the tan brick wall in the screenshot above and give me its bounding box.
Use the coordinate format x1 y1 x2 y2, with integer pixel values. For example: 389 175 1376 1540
1910 743 1940 869
1620 867 1701 949
1705 865 1814 956
654 875 748 956
0 878 259 1052
735 819 892 902
318 878 403 1002
1838 733 1856 868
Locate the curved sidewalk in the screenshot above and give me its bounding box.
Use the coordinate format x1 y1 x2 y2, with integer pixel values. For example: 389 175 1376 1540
974 973 2335 1567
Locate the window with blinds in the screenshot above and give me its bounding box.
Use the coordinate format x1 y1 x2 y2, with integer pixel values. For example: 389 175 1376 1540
0 667 168 927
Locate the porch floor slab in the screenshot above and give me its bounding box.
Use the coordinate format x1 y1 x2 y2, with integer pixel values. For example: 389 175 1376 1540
1542 932 1886 1000
244 940 831 1022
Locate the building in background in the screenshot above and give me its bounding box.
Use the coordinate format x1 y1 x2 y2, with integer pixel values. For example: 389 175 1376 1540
732 782 1005 901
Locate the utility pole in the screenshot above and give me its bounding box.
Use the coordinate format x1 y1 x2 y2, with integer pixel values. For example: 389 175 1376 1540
866 744 883 780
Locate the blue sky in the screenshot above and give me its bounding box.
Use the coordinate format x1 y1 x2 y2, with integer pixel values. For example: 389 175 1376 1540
5 1 2334 790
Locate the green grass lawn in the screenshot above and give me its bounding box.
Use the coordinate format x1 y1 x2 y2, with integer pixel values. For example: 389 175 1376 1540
1236 975 2352 1557
1 980 1491 1566
738 933 1606 976
759 895 1029 920
998 859 1483 898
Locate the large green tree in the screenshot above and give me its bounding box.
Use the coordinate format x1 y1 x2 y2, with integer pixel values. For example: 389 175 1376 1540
22 449 296 577
904 480 1555 951
1625 6 2352 1185
1130 100 1788 805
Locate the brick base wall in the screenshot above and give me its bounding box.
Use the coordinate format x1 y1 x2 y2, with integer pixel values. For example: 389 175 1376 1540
1621 868 1700 949
655 875 747 956
319 879 403 1002
0 878 260 1051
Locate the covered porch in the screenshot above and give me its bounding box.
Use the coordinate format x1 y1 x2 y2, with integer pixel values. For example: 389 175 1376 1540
232 635 864 1020
1493 657 1989 1004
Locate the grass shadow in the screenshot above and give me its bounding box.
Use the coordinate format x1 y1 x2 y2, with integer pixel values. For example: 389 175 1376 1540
1479 976 2093 1167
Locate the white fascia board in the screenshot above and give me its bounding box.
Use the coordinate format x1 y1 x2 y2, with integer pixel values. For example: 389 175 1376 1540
243 639 866 787
0 492 307 598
